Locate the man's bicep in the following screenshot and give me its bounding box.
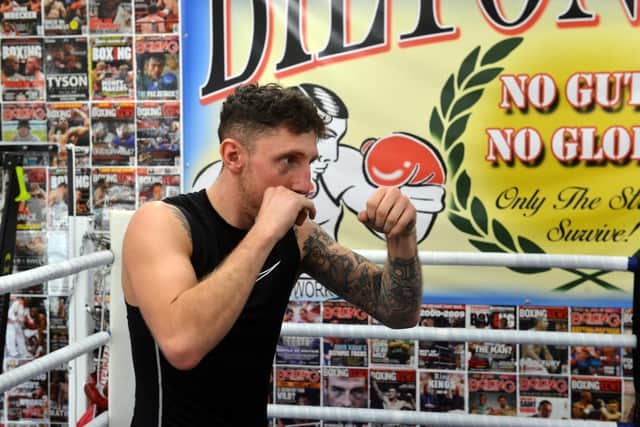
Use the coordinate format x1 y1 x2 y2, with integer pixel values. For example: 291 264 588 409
123 204 197 338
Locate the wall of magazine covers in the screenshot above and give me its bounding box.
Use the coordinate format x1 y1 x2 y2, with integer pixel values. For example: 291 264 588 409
0 0 180 424
271 297 635 425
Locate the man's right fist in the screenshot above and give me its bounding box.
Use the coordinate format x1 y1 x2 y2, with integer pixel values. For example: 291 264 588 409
255 186 316 240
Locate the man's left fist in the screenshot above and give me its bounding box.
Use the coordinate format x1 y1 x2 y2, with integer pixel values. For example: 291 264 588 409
357 187 416 238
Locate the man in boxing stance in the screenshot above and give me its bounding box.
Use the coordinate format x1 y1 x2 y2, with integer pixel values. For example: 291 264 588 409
122 83 422 425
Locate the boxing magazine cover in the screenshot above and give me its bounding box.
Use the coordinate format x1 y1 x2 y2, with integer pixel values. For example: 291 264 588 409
91 102 135 166
0 1 41 36
91 167 135 230
135 35 179 100
370 317 415 367
622 308 633 378
17 167 47 231
5 362 48 422
519 306 569 375
323 367 368 409
274 367 321 426
44 37 89 102
2 102 47 142
75 168 91 215
467 305 517 372
418 304 465 371
47 103 90 168
134 0 179 33
136 167 180 206
571 376 622 421
418 371 465 413
370 369 416 426
14 230 46 279
136 101 180 166
46 230 71 294
44 0 87 35
49 296 69 352
1 38 45 101
90 36 134 100
570 307 622 377
323 301 368 367
88 0 132 33
468 373 517 416
13 232 46 293
519 375 569 419
4 296 47 361
276 301 321 366
370 369 416 410
49 369 69 422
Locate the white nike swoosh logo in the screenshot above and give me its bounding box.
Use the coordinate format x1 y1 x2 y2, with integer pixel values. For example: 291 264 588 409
256 260 281 284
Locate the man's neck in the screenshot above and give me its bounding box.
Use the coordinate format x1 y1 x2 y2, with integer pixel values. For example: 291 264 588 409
207 175 253 230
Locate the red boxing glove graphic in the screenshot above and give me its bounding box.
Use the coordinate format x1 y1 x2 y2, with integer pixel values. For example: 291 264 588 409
361 133 445 187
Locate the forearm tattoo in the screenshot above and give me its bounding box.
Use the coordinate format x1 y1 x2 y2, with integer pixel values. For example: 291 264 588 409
302 227 421 325
381 255 422 320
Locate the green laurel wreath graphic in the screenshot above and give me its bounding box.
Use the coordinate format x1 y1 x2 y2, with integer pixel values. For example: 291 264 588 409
429 37 624 292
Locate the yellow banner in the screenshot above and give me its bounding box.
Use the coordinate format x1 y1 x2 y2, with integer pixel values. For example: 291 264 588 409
183 1 640 305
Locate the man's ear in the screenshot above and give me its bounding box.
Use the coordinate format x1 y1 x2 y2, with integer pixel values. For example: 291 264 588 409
219 138 247 173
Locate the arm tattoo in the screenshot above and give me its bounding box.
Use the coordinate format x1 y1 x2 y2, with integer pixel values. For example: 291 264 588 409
166 205 192 242
302 227 421 326
380 255 422 321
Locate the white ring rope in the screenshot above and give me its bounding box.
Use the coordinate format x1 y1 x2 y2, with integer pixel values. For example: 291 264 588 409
0 331 110 393
356 250 635 271
281 323 637 348
267 405 617 427
0 250 114 295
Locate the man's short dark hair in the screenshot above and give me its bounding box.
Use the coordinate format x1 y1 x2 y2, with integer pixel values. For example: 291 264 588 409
17 119 30 129
218 83 327 146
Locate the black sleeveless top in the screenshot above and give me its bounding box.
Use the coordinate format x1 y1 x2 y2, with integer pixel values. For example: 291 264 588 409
127 189 301 426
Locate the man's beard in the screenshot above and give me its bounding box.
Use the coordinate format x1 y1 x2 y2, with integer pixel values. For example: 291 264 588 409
238 165 262 223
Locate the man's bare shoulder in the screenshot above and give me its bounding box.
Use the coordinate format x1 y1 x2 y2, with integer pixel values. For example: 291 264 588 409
125 201 192 254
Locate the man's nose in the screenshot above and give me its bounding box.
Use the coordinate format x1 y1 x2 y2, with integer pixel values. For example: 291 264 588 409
338 395 352 407
291 167 313 195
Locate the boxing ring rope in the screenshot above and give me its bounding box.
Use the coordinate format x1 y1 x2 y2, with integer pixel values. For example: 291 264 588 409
0 228 637 426
0 250 114 294
0 332 109 393
266 405 618 426
279 323 637 348
356 250 637 271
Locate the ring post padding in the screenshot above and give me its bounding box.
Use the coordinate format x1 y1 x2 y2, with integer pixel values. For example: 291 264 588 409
84 410 108 427
108 209 136 427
